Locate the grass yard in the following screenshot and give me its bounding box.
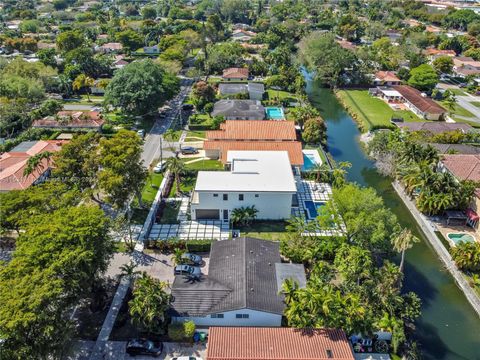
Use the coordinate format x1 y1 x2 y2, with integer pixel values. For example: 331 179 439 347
471 101 480 108
185 130 206 139
182 158 223 171
141 172 164 205
237 221 289 241
440 102 475 119
266 89 298 103
336 90 421 131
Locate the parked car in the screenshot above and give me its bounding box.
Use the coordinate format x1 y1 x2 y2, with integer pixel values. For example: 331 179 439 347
172 357 203 360
153 161 166 173
174 265 201 277
137 129 145 139
180 146 198 155
181 253 203 266
125 339 163 357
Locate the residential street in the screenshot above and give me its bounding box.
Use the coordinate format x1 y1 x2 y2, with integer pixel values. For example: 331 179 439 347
141 80 193 168
456 96 480 123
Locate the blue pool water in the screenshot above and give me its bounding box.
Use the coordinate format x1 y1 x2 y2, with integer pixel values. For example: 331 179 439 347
302 153 317 171
304 200 326 219
265 107 285 120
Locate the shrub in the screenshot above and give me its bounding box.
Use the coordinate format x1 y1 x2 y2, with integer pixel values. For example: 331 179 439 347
183 320 196 340
186 239 213 252
168 323 185 341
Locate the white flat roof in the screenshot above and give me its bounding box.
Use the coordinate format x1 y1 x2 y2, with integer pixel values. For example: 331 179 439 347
195 151 296 192
380 89 402 97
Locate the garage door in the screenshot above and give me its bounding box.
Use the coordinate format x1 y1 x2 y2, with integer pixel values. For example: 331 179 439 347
196 209 220 220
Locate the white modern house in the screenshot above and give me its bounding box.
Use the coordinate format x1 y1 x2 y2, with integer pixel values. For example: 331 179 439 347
190 151 297 222
170 237 306 328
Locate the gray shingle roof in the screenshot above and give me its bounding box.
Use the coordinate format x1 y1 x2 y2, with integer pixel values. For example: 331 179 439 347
171 237 294 317
429 143 480 155
211 100 265 119
218 83 248 95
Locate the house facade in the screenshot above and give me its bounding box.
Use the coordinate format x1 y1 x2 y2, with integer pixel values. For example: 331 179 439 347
170 237 306 328
191 151 296 222
392 85 447 120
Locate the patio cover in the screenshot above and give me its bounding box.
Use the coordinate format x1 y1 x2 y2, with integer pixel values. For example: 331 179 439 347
446 210 467 225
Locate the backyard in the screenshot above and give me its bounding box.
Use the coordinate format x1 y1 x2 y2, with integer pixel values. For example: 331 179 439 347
236 221 289 241
336 90 422 131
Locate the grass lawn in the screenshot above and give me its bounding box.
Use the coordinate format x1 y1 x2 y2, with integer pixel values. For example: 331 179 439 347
141 172 164 204
185 130 206 139
159 201 180 224
130 207 149 224
440 102 475 119
207 77 222 85
237 221 289 241
182 158 223 171
448 88 466 96
266 89 298 103
336 90 421 131
169 175 196 197
105 112 155 132
471 101 480 108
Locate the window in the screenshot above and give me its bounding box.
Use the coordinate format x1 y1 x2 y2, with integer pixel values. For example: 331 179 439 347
326 350 333 358
211 313 224 318
239 194 244 201
223 194 228 201
235 314 249 319
255 194 259 198
213 194 218 197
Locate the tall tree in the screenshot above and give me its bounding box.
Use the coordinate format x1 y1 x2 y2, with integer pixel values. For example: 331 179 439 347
392 229 420 272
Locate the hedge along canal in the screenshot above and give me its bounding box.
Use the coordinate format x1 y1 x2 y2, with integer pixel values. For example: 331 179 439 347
306 80 480 360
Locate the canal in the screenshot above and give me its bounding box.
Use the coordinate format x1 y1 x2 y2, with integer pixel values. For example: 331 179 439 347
306 82 480 360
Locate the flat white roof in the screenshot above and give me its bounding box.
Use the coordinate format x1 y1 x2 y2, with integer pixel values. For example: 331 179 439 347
195 151 297 193
380 89 402 97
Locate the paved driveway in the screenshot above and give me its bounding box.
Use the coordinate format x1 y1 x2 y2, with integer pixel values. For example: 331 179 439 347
66 341 206 360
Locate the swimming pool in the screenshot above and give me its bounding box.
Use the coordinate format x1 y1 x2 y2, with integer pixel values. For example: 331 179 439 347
265 107 285 120
304 200 326 219
447 233 475 245
302 149 322 171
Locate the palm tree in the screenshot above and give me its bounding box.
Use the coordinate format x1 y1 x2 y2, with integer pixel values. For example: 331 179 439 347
230 207 245 226
172 247 185 265
23 151 53 177
281 278 299 304
331 161 351 189
392 228 419 272
72 74 95 102
120 261 141 279
166 157 185 196
244 205 258 226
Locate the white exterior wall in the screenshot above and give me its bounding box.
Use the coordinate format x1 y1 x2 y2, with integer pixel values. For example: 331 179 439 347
172 308 282 327
191 191 293 221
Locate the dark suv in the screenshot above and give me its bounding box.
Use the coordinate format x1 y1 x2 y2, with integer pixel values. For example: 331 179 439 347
125 339 163 357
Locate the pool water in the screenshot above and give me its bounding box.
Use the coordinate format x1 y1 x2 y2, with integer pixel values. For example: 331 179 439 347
304 200 326 219
265 107 285 120
448 233 475 245
303 154 317 171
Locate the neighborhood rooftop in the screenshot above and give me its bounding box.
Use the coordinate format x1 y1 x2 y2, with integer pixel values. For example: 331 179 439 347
395 121 473 134
392 85 447 115
171 237 305 317
193 151 297 193
206 327 355 360
441 154 480 182
206 120 297 141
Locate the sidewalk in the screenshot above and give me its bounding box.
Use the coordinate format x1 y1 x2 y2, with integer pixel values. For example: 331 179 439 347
392 181 480 318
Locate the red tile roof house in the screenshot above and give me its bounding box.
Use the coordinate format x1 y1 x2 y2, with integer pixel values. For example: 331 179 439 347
222 67 249 81
207 327 355 360
96 42 123 54
392 85 447 121
453 56 480 78
423 48 456 61
32 111 104 131
203 120 304 168
0 140 66 192
438 154 480 229
373 71 401 86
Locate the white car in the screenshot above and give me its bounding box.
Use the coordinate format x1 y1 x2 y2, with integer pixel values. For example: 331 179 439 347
172 357 203 360
153 161 166 173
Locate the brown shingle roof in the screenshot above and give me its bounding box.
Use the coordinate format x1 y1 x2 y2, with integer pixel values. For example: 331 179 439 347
207 120 297 141
393 85 446 114
441 154 480 182
206 327 355 360
395 122 473 134
204 140 304 166
222 67 249 79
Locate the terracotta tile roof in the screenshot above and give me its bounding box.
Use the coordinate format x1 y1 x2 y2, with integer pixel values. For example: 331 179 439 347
392 85 446 114
0 140 66 191
423 48 456 56
375 71 400 82
441 154 480 182
207 120 297 141
101 42 123 50
222 67 249 79
32 111 104 129
453 56 480 68
207 327 355 360
204 140 304 166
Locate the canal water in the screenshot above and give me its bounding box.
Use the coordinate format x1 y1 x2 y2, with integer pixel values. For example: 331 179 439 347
306 81 480 360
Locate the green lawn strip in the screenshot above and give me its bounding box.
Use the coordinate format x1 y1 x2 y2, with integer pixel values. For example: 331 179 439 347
448 88 466 96
168 174 196 197
471 101 480 108
159 201 180 224
207 77 222 85
439 101 475 118
185 130 206 139
182 158 223 171
141 172 164 204
237 221 289 241
452 117 480 128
